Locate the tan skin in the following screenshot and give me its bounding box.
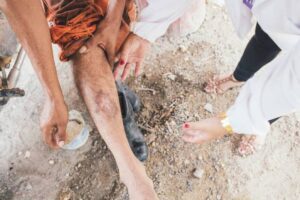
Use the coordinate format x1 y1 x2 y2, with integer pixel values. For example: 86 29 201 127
114 33 151 81
182 118 228 144
0 0 157 199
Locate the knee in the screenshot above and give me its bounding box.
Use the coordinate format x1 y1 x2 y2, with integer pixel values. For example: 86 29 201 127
93 90 118 118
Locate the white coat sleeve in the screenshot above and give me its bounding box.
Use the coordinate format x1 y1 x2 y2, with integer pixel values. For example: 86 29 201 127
227 41 300 136
132 0 192 43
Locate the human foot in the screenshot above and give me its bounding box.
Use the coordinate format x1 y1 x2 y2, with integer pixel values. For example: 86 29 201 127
237 135 265 156
120 162 158 200
203 73 244 94
182 117 229 144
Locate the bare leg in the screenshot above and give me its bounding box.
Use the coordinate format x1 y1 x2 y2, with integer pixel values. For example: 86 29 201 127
72 46 157 200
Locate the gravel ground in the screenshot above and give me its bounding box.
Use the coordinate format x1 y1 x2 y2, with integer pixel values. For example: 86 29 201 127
0 2 299 200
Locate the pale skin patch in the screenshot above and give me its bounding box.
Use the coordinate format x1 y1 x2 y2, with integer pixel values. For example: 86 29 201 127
93 90 118 118
79 45 88 54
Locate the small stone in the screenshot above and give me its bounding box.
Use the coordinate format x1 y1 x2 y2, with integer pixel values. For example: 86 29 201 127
164 73 177 81
18 151 23 156
179 45 188 52
26 183 32 191
204 103 213 113
49 160 55 165
148 133 157 144
24 151 31 159
216 194 222 200
193 167 204 179
184 160 190 165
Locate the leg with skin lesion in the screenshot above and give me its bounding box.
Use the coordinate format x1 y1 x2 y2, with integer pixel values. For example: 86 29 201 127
72 46 157 200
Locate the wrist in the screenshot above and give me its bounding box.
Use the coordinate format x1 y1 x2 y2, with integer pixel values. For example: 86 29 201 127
44 89 65 103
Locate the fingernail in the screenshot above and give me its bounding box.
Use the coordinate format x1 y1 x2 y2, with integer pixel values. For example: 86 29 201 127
183 123 190 129
58 141 65 147
120 59 125 65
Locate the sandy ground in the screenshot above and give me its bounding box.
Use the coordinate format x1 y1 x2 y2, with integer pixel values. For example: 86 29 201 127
1 2 300 200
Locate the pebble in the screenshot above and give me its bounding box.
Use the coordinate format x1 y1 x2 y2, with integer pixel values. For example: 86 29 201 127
179 45 188 52
184 160 190 166
18 151 22 156
49 160 55 165
148 133 157 144
216 194 222 200
25 183 32 191
193 167 204 179
24 151 31 159
164 73 177 81
204 103 213 113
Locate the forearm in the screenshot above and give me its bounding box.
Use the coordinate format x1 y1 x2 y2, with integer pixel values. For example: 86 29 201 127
1 0 63 100
105 0 125 23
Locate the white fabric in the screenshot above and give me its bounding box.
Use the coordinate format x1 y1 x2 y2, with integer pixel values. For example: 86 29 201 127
226 0 300 135
132 0 193 42
225 0 300 50
228 41 300 136
166 0 206 37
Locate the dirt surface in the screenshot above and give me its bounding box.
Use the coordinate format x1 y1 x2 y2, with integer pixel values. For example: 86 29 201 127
1 2 300 200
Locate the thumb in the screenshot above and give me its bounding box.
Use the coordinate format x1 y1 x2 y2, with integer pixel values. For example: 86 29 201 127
55 125 67 147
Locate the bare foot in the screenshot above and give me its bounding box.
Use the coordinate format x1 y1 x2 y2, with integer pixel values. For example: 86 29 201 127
120 161 158 200
203 73 244 94
182 117 228 144
237 135 265 156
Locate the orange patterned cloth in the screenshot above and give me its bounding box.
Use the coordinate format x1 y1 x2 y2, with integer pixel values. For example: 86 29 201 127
42 0 136 61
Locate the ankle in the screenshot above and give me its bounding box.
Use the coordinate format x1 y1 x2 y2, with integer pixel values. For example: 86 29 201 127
118 161 150 187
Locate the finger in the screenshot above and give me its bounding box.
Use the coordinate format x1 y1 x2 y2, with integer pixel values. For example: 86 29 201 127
118 46 130 68
113 65 119 79
55 125 67 148
121 63 132 81
134 62 142 77
43 125 58 149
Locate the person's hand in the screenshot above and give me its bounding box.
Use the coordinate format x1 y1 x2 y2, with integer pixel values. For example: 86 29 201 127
85 19 119 66
114 33 151 81
40 97 68 149
182 117 228 144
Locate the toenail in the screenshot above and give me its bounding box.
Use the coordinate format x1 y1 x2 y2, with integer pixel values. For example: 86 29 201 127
183 123 190 128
